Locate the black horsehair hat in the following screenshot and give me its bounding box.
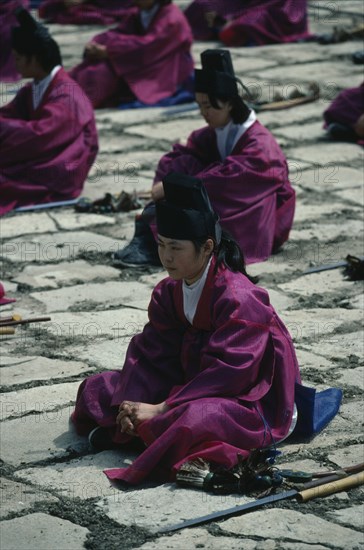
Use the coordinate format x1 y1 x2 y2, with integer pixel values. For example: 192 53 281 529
194 49 238 97
156 173 221 243
11 7 62 68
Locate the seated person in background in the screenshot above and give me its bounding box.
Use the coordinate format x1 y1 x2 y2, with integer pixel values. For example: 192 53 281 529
0 0 29 82
71 173 302 485
114 49 295 267
69 0 194 109
0 8 98 216
39 0 133 26
323 82 364 145
184 0 310 46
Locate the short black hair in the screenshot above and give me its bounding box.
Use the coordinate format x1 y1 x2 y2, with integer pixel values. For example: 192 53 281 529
11 11 62 72
207 92 251 124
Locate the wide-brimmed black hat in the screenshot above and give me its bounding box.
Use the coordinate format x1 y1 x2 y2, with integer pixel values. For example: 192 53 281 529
194 49 238 97
11 7 61 68
156 173 221 242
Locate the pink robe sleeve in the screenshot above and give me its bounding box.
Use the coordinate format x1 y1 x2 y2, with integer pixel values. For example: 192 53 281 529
155 124 288 205
111 279 186 406
97 9 190 77
0 82 91 166
165 284 275 407
154 123 295 264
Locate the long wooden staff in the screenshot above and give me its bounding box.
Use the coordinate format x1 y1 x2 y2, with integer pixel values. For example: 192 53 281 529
160 463 364 533
0 316 51 327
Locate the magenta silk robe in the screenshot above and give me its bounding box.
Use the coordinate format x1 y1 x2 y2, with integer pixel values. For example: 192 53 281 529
72 258 300 484
69 3 193 108
153 121 295 264
39 0 133 25
0 68 98 215
323 82 364 145
0 0 29 82
184 0 310 45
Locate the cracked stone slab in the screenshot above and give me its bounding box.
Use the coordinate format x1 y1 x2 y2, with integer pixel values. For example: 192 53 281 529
349 293 364 310
277 269 356 296
138 529 257 550
12 260 121 289
289 219 363 241
82 173 152 200
288 142 364 165
231 55 278 73
0 410 87 465
299 330 364 360
0 478 58 519
48 210 115 230
263 288 296 311
328 504 364 530
274 458 326 474
293 201 356 223
247 258 299 278
297 166 364 192
1 213 57 239
0 513 90 550
139 270 169 288
253 61 363 88
338 366 364 390
219 508 364 549
99 150 163 172
325 399 364 435
279 308 363 342
1 381 80 420
42 307 147 340
30 281 152 313
95 106 180 126
62 339 129 371
124 117 202 144
0 356 93 387
332 185 364 207
98 134 146 152
1 231 125 263
294 348 333 371
328 444 364 469
281 433 363 458
274 121 325 142
15 451 138 500
337 400 364 425
258 100 326 128
142 535 328 550
97 484 252 531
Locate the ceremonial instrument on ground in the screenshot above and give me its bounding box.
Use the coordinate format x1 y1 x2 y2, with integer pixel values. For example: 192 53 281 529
159 463 364 533
0 314 22 324
15 198 79 212
0 327 16 335
302 255 364 276
297 472 364 502
0 316 51 327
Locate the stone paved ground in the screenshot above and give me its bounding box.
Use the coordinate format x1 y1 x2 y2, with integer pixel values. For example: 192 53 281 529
1 1 364 549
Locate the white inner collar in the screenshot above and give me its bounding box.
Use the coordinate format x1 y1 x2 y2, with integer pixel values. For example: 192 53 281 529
215 110 257 160
140 3 160 29
182 257 212 324
32 65 61 110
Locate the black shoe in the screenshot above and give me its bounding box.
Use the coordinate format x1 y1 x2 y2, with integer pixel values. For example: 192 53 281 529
352 51 364 64
88 426 147 452
113 217 161 268
88 427 119 451
326 123 357 142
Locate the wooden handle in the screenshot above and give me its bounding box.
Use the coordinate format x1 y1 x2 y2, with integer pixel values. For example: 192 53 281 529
0 327 16 335
0 314 22 324
0 316 51 327
298 472 364 502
